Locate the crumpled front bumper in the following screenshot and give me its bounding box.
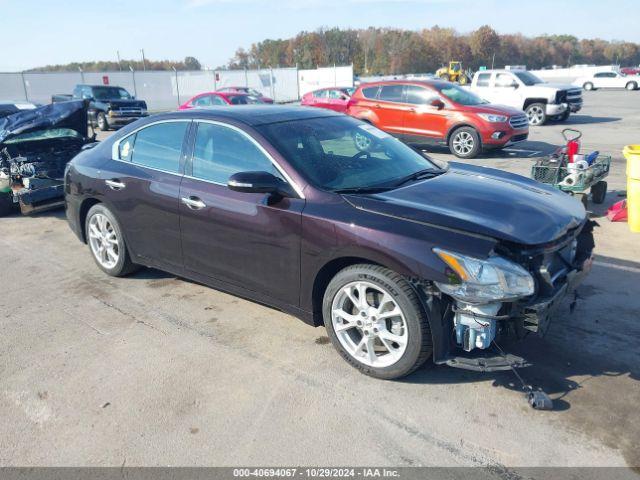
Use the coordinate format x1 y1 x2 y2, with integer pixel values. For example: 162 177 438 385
434 254 594 372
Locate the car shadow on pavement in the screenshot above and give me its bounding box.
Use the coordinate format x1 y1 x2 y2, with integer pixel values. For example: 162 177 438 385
560 115 621 125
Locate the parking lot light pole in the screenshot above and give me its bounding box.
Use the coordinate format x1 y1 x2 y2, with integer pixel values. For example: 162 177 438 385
20 71 29 101
173 67 181 106
129 65 137 98
78 67 85 84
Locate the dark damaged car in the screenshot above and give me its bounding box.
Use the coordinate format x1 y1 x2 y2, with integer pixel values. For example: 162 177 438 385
0 100 95 216
64 106 595 379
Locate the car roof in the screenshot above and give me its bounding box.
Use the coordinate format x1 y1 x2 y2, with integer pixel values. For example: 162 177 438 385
158 105 340 126
357 79 451 89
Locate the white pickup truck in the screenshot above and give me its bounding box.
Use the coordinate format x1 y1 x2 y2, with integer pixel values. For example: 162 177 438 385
466 69 583 126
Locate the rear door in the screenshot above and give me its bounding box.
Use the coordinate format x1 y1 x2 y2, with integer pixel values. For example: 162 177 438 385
102 120 190 269
376 84 411 135
179 121 304 306
402 85 449 139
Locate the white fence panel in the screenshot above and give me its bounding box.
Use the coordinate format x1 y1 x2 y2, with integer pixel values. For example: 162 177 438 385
298 66 353 97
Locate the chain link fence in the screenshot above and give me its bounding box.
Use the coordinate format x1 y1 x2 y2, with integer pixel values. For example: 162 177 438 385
0 66 353 111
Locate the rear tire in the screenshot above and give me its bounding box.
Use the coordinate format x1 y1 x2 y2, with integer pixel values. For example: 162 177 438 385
626 81 637 91
448 127 481 159
85 204 139 277
323 264 432 380
525 103 547 126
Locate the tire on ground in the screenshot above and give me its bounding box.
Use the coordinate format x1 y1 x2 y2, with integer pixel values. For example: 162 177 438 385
97 112 110 131
322 264 433 380
85 203 140 277
525 103 547 126
448 126 481 159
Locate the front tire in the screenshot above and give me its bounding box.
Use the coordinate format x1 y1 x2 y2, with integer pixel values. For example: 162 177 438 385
626 81 637 91
525 103 547 126
583 82 594 91
97 112 110 131
323 264 432 380
449 127 481 159
85 204 139 277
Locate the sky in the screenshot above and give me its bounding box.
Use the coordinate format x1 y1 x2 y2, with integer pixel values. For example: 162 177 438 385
1 0 639 71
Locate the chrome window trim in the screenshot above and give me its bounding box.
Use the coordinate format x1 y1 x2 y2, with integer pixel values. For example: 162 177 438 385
194 119 305 199
110 117 305 199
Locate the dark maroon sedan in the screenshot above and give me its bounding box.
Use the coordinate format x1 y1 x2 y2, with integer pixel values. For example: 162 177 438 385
65 106 594 379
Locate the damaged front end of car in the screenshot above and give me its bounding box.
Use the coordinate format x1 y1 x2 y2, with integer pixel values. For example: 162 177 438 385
424 219 596 372
0 100 94 216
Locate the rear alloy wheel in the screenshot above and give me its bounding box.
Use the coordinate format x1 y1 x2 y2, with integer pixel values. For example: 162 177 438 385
449 127 480 159
85 204 139 276
526 103 547 126
626 82 637 91
583 82 594 91
323 264 432 379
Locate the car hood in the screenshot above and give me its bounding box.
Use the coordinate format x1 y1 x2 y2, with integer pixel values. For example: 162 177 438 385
536 82 580 91
0 100 88 144
466 103 525 116
99 99 147 108
343 163 586 246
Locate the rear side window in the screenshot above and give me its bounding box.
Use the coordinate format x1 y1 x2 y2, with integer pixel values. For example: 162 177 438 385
314 90 328 99
361 86 379 99
476 73 491 87
127 122 188 173
191 122 281 184
193 95 213 107
379 85 404 103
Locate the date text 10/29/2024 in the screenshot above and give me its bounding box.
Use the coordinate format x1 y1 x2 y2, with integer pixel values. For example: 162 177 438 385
233 468 400 478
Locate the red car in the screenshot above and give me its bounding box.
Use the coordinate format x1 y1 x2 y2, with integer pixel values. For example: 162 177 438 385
178 92 264 110
621 67 640 76
216 87 274 104
301 87 354 113
346 80 529 159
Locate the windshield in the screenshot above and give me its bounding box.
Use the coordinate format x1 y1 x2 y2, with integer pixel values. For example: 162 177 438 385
227 95 262 105
258 116 440 192
92 87 132 100
3 128 83 144
437 85 487 105
513 71 544 86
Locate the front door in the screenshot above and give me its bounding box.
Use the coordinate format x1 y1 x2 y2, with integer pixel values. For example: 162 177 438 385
402 85 449 140
179 121 304 306
102 120 190 269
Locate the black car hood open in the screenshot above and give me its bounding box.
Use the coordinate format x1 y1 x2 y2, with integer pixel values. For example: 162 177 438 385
344 162 586 246
0 100 88 144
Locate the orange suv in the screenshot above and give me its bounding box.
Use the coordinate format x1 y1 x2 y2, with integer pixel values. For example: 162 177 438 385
346 80 529 158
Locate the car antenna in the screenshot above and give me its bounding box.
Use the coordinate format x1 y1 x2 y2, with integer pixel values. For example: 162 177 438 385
492 341 553 411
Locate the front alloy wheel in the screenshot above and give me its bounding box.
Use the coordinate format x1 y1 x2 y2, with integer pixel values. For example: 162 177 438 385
323 264 432 379
526 103 547 126
332 281 408 368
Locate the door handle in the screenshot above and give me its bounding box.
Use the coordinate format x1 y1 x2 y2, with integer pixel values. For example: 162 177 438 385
374 103 381 108
105 179 126 190
408 107 416 112
181 196 206 210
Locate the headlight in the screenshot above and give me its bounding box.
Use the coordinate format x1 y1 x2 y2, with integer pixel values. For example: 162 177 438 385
433 248 534 303
478 113 508 123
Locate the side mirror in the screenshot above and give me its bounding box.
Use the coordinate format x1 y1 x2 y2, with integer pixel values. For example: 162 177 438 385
228 171 294 198
510 82 519 89
430 99 445 110
340 95 349 101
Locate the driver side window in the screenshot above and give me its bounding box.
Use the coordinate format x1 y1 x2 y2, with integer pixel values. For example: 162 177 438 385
191 122 282 184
